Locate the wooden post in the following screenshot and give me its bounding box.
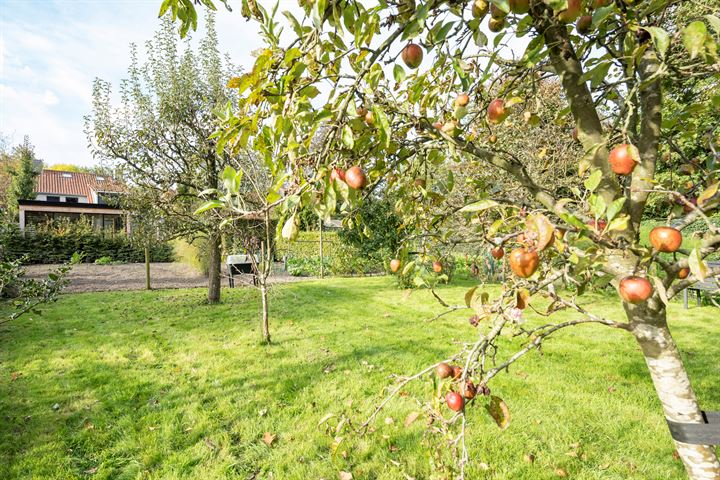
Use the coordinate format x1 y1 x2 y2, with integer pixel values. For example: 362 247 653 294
144 245 151 290
319 217 324 279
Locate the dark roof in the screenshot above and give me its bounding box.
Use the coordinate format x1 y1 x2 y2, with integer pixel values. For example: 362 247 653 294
35 170 125 203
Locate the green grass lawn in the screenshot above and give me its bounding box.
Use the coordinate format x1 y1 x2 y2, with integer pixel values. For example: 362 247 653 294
1 277 718 479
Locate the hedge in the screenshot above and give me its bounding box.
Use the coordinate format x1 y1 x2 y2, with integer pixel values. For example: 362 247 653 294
0 226 174 264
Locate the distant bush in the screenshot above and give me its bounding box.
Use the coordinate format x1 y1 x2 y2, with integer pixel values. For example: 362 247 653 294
94 256 115 265
0 221 174 264
280 231 383 276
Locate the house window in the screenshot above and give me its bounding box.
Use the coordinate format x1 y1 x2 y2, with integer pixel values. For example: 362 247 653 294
65 197 79 203
97 192 121 206
46 195 60 202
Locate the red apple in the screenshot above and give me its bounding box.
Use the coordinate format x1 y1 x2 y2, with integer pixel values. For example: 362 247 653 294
432 261 443 273
364 110 375 126
576 15 592 34
488 134 498 144
508 248 540 278
557 0 581 23
356 106 368 118
446 391 465 412
587 219 608 232
401 43 423 69
463 382 478 399
436 362 453 379
451 365 463 379
433 121 443 130
330 168 346 183
390 258 401 273
649 226 682 253
619 276 653 304
487 98 508 124
345 166 367 189
455 93 470 108
678 267 690 280
609 144 639 175
491 247 504 259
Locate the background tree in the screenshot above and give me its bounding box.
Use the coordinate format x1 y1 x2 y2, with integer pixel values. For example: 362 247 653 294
196 150 275 343
168 0 720 477
86 13 236 304
6 136 40 217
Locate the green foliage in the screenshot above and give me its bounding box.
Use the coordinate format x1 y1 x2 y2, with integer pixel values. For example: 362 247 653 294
93 256 115 265
337 196 404 263
0 222 174 265
0 253 78 320
277 231 383 276
6 136 39 216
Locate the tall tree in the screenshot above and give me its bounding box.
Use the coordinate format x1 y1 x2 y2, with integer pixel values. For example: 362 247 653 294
86 13 236 303
169 0 720 477
6 136 40 216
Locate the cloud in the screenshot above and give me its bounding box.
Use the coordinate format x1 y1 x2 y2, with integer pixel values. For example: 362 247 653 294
42 89 59 106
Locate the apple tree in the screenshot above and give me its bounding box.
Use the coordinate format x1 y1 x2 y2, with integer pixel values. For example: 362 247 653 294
165 0 720 477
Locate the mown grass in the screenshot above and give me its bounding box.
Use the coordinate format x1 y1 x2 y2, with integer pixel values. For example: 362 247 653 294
1 276 718 479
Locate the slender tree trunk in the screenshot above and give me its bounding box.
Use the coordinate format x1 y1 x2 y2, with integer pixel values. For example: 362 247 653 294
626 300 720 480
260 282 270 343
207 231 221 304
259 217 271 343
144 246 151 290
319 217 324 279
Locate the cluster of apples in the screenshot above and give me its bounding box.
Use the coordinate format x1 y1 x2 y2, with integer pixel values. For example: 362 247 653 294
470 0 603 34
436 362 489 412
619 226 686 304
330 165 367 190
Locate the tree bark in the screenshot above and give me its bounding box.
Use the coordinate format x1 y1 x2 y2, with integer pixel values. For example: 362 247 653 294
626 300 720 479
207 230 222 304
144 246 151 290
260 282 270 343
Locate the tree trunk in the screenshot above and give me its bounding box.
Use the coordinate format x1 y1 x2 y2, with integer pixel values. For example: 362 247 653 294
319 217 324 279
207 231 222 304
260 282 270 343
626 300 720 479
144 246 151 290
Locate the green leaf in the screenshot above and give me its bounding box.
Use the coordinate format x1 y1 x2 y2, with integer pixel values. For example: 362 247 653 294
372 105 391 149
465 286 478 308
401 260 416 275
341 125 355 149
651 276 669 306
607 215 629 232
584 170 602 192
683 21 708 60
281 214 299 241
606 197 626 222
697 181 719 207
486 395 511 430
194 200 224 214
643 27 670 58
459 199 498 212
706 15 720 35
393 64 406 83
688 247 708 281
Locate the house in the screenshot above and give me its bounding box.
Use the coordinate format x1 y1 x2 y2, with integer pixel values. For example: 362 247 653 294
18 169 129 233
